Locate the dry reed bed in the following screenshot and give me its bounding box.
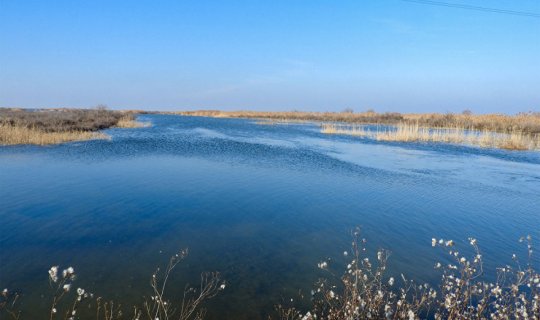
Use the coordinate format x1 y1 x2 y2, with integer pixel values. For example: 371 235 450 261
115 116 150 128
0 125 108 145
177 110 405 126
321 123 540 151
177 110 540 136
0 108 145 145
177 110 540 150
254 119 309 126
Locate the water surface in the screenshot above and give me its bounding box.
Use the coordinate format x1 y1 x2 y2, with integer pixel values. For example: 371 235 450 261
1 115 539 319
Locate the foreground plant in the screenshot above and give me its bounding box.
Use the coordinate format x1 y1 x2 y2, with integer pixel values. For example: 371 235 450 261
142 249 224 320
0 249 225 320
275 229 539 320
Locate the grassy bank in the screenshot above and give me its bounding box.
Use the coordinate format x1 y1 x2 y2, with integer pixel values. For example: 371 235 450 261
0 108 145 146
177 110 540 150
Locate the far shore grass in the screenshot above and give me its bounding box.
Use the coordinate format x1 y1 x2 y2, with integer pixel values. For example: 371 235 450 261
176 110 540 150
175 110 540 135
0 107 147 146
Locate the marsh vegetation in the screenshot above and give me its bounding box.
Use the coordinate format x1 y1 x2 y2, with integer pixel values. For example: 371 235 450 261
0 107 146 145
321 123 540 151
178 110 540 150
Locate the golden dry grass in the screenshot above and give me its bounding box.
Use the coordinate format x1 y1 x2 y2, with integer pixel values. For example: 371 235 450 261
254 119 308 126
0 108 147 146
115 115 150 128
177 110 405 125
176 110 540 151
177 110 540 135
321 123 371 137
0 124 108 146
321 123 540 150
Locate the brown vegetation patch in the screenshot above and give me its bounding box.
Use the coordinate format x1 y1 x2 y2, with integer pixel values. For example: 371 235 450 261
321 123 540 150
115 115 151 128
0 107 144 146
177 110 540 136
0 125 108 145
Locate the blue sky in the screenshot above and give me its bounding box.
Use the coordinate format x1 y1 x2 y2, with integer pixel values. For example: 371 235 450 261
1 0 539 113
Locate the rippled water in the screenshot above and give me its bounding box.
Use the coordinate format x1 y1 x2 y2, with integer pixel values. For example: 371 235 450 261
1 114 539 319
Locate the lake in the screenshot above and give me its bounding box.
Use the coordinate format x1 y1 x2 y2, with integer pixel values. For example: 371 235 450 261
1 114 539 319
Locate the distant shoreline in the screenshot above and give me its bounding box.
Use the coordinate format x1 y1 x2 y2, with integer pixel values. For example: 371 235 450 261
172 110 540 151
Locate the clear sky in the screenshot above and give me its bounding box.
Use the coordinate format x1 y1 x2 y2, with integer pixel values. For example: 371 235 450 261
1 0 539 113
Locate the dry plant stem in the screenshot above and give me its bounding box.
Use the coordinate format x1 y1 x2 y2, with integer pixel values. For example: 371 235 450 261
0 294 21 320
49 278 69 320
178 272 222 320
273 305 301 320
96 297 102 320
147 249 188 319
0 248 224 320
143 248 223 320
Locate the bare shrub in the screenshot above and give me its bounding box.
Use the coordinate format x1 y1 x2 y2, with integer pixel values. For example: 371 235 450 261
0 107 145 145
1 249 225 320
0 107 124 132
272 229 540 320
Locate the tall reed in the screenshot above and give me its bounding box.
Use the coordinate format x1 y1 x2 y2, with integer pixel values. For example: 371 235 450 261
115 115 150 128
0 124 108 145
321 123 540 150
